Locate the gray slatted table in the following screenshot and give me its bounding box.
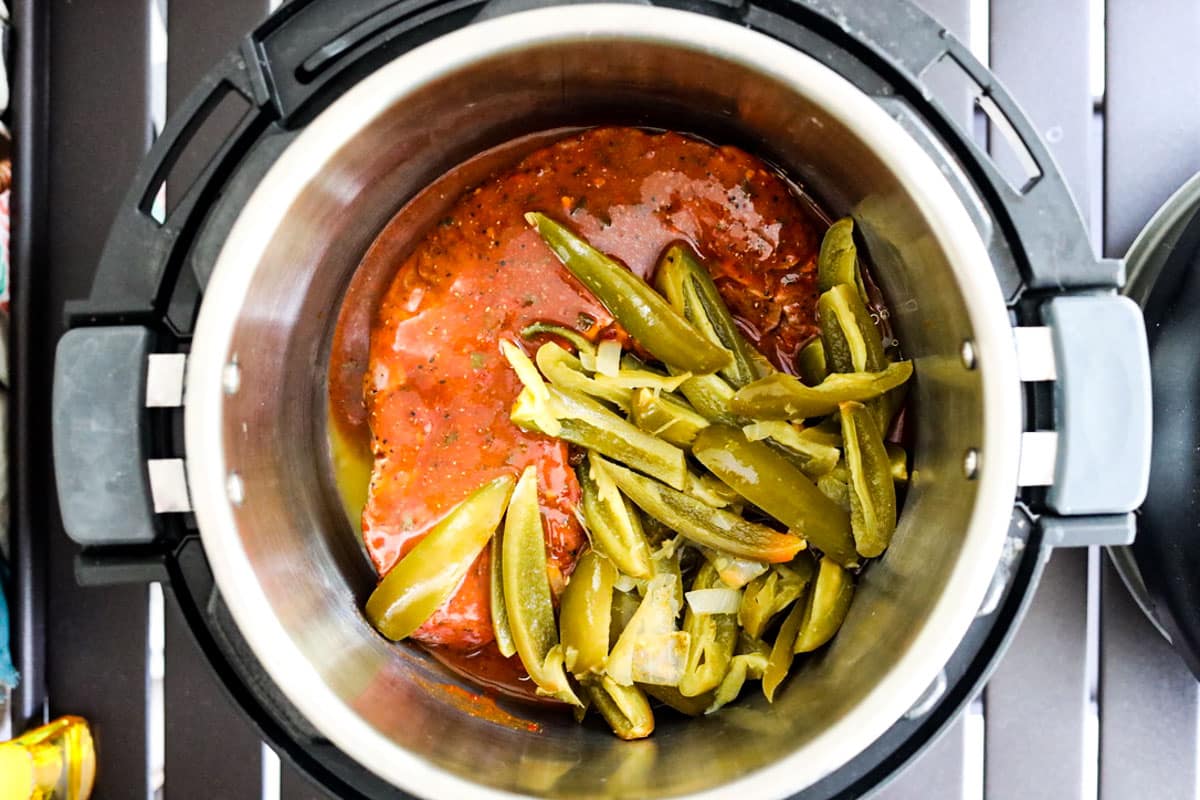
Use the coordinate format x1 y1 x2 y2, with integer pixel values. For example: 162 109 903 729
23 0 1200 798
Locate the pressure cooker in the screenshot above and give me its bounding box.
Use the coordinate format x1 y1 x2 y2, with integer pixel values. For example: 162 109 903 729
50 0 1195 797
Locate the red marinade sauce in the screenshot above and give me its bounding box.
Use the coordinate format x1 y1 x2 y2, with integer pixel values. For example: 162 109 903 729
329 126 825 698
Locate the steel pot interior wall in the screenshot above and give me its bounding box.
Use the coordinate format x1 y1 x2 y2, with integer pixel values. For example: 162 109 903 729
186 7 1021 799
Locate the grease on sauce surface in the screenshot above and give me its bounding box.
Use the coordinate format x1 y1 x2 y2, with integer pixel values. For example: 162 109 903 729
329 126 827 688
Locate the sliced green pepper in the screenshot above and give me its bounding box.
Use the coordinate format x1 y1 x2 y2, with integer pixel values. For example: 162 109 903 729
489 527 517 658
741 420 841 478
598 456 805 563
794 557 855 653
511 384 688 490
699 547 768 589
816 217 868 302
692 425 858 567
762 591 807 703
525 212 731 374
738 557 816 640
815 474 851 512
366 475 514 641
536 341 632 412
521 322 597 360
605 573 684 686
649 536 686 610
875 380 909 436
631 631 691 686
560 550 616 677
679 563 739 697
675 370 739 424
684 469 737 509
610 589 642 648
640 684 713 717
630 388 710 448
580 455 654 579
818 283 887 375
585 676 656 740
797 338 827 385
840 401 897 558
730 360 913 421
655 244 762 388
799 418 844 448
502 466 581 706
887 442 909 483
707 651 770 714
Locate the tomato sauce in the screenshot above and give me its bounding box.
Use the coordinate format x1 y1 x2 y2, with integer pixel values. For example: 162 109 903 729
329 127 827 690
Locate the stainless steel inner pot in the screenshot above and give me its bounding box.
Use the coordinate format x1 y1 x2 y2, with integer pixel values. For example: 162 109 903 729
185 6 1022 798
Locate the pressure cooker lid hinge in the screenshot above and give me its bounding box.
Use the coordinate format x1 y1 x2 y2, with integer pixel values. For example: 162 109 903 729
52 330 192 552
1011 293 1151 548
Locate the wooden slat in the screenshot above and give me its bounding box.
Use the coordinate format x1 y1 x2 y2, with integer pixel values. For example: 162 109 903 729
875 719 969 800
45 1 153 796
161 1 272 797
1104 0 1200 257
990 0 1092 221
1099 563 1199 800
1101 3 1200 798
916 0 975 131
9 0 51 732
984 4 1093 798
163 592 263 798
280 763 331 800
984 551 1090 800
874 3 975 797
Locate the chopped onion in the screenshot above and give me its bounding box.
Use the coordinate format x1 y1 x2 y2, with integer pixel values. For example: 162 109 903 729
704 549 768 589
595 369 691 391
501 339 561 436
685 587 742 615
596 339 622 377
605 574 682 685
631 631 691 686
613 572 640 593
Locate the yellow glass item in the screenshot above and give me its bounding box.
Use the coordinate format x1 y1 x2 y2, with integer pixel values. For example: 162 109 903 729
0 716 95 800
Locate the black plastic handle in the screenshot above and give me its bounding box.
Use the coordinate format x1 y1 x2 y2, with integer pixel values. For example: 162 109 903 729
52 326 158 545
770 0 1121 293
69 51 268 327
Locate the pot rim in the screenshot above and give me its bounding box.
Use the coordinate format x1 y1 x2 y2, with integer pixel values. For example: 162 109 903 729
185 5 1022 797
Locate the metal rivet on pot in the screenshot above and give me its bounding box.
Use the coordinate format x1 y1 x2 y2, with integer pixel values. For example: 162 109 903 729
222 358 241 395
226 472 245 506
963 448 980 480
960 339 977 370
